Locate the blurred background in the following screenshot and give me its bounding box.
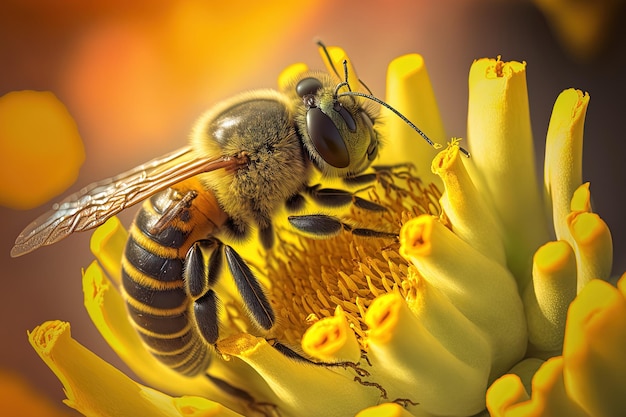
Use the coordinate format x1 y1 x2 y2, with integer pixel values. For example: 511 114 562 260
1 0 624 413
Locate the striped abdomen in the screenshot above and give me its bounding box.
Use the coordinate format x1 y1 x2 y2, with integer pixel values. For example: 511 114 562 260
121 184 224 376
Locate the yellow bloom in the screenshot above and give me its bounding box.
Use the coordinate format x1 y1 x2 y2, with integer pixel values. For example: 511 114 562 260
29 46 621 417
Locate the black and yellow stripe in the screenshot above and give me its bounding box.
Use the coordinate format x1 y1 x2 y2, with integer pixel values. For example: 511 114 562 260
121 191 212 376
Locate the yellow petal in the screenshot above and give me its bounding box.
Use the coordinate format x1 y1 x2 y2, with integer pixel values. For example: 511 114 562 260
355 402 417 417
364 292 488 416
0 90 84 209
563 277 626 416
527 357 590 417
28 320 241 417
544 88 589 246
506 358 545 397
317 44 359 92
467 57 549 286
570 182 591 213
379 53 446 185
524 240 577 356
400 215 527 379
487 357 593 417
277 62 309 92
567 212 613 291
217 333 377 417
431 141 506 265
401 269 492 374
486 373 530 417
89 216 127 287
172 396 244 417
301 305 361 363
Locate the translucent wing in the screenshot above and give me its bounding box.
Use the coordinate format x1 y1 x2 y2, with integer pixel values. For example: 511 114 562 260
11 146 246 257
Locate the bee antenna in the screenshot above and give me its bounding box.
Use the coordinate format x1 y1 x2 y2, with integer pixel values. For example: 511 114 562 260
317 40 374 97
317 40 342 80
333 59 352 97
337 90 437 150
338 90 471 157
318 40 470 156
357 77 374 96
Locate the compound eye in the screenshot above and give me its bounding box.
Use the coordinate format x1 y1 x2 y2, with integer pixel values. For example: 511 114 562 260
307 107 350 168
334 101 356 132
296 77 323 98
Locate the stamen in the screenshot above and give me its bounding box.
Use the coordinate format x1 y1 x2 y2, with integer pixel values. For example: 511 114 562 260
265 173 445 351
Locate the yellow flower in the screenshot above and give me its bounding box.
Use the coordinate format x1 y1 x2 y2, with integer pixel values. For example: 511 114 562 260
29 46 622 417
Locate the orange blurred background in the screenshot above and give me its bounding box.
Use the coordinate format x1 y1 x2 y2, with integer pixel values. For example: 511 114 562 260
1 0 624 413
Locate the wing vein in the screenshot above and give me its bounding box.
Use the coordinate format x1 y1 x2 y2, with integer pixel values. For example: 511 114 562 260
11 148 245 257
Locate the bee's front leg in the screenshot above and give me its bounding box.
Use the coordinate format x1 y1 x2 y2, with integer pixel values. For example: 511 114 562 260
303 184 387 212
287 214 397 239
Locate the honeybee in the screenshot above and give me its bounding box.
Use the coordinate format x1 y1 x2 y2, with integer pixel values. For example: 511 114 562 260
11 42 450 376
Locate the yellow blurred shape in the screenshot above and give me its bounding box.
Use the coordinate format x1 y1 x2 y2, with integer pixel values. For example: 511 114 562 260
0 91 84 209
0 368 74 417
533 0 624 61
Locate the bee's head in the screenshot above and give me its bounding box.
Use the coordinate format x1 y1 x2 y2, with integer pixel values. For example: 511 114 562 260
295 73 380 177
294 43 466 178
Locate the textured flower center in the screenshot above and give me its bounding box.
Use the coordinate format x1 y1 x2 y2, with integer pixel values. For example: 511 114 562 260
263 173 444 350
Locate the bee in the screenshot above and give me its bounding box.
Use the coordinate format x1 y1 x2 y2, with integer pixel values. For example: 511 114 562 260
11 42 457 376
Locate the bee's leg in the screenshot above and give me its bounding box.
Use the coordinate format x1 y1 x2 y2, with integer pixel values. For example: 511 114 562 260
342 163 415 187
285 192 306 212
371 163 415 173
271 341 319 363
205 373 256 404
184 239 222 344
271 340 374 382
205 373 278 416
224 245 275 330
258 223 274 250
149 189 198 235
194 290 220 344
342 172 378 187
287 214 397 239
304 184 387 212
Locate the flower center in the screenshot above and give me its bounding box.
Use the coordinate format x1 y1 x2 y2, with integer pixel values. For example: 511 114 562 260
264 171 444 351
